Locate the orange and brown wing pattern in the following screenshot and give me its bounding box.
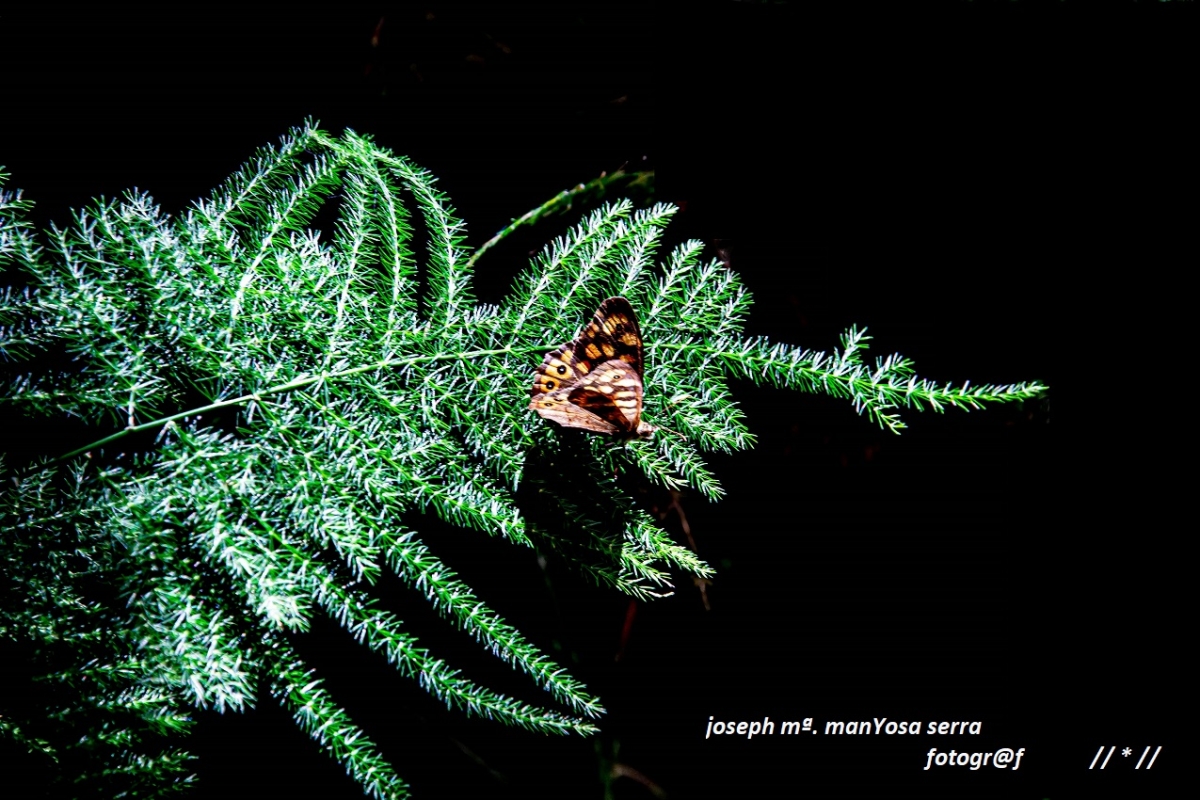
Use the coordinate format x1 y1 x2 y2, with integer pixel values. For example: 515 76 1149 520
528 297 655 437
567 360 645 433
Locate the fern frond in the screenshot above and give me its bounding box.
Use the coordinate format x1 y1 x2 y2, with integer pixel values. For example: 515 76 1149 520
0 123 1046 798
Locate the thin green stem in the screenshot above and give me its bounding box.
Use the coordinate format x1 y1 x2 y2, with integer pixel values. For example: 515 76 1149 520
48 345 536 467
467 170 655 271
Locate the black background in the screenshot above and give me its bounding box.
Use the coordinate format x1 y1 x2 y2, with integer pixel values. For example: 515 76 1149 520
0 2 1184 798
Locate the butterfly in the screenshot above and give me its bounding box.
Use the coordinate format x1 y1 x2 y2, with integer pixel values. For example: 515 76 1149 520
529 297 657 437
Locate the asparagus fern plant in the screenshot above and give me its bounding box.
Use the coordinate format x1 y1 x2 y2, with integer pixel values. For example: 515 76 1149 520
0 121 1046 798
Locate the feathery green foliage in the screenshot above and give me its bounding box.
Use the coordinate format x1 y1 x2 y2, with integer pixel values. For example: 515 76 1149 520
0 122 1046 798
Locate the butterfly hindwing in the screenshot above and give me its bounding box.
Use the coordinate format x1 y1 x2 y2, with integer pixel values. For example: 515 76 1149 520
568 360 645 431
528 384 625 435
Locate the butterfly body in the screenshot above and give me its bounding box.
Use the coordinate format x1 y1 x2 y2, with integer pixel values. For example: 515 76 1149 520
529 297 656 437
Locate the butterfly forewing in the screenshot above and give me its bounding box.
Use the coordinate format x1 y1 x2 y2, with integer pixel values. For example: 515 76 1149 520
529 297 655 437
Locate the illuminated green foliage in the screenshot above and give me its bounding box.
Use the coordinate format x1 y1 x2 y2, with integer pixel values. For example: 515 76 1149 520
0 122 1045 798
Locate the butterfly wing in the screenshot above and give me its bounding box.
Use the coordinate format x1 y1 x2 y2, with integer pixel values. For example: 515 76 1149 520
584 297 644 377
567 360 644 434
529 298 643 389
529 383 625 434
